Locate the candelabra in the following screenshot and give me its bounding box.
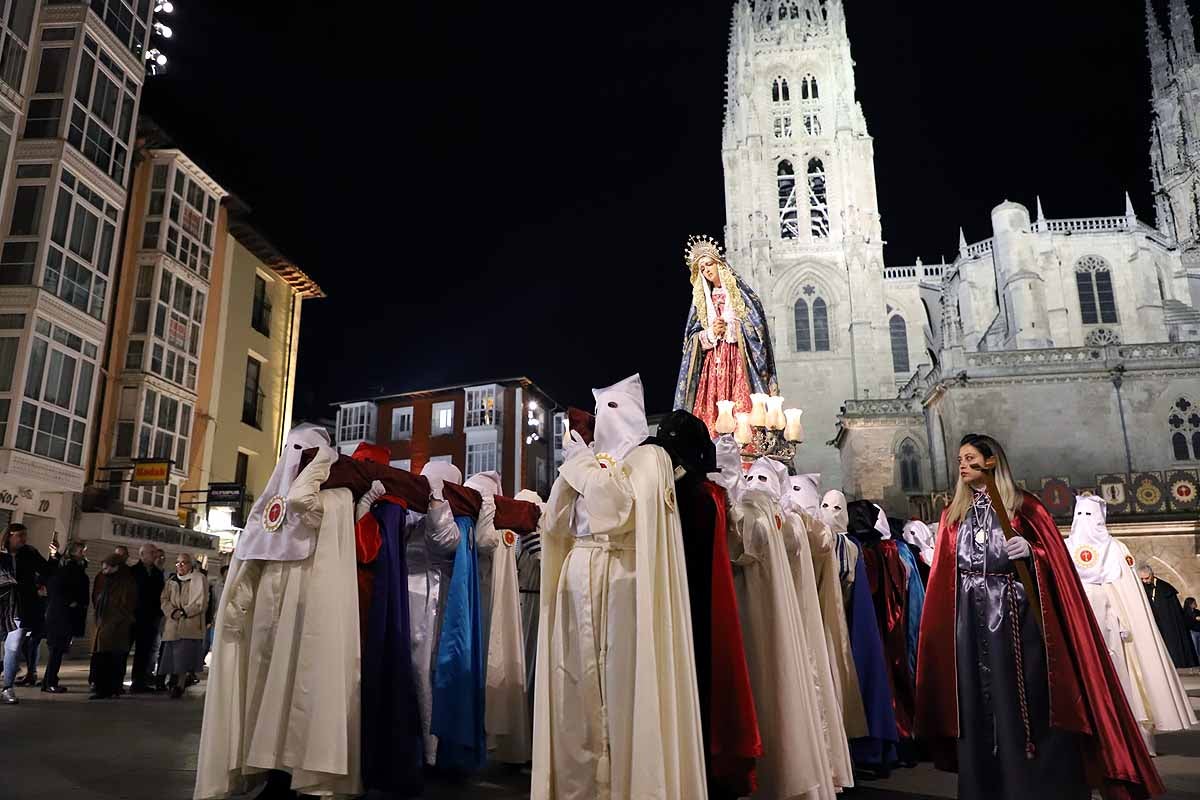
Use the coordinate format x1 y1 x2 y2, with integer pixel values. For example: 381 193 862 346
715 395 804 465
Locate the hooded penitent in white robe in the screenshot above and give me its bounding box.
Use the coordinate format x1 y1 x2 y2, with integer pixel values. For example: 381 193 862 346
532 374 706 800
782 474 869 741
408 460 463 765
901 520 935 568
1066 495 1196 743
467 471 531 765
194 436 360 799
821 490 859 593
514 488 545 738
731 459 836 800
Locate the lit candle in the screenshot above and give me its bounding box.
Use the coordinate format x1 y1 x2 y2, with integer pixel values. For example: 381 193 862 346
766 396 786 430
734 412 753 445
715 400 736 435
784 408 804 442
748 393 769 427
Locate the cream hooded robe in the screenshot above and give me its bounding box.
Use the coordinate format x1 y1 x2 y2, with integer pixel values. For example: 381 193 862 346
782 474 869 741
194 431 360 799
1066 494 1196 743
731 459 836 800
532 374 706 800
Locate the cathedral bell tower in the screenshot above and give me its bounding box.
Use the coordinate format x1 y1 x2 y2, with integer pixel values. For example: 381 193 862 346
722 0 895 488
1146 0 1200 248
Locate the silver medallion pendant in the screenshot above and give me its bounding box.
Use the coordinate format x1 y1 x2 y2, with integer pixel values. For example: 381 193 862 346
974 529 987 545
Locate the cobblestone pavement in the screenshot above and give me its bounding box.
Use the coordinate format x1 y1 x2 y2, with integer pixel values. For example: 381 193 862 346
4 663 1198 799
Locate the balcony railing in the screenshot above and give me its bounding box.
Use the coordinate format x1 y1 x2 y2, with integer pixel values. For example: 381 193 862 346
242 389 265 428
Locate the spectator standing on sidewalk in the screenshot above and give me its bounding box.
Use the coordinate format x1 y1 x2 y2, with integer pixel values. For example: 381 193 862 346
41 541 89 693
158 553 206 699
8 525 54 688
0 526 23 704
129 544 165 692
91 553 136 700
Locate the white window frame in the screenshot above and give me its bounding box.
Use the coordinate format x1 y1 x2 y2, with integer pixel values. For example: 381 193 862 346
428 454 453 465
464 384 497 428
432 400 455 435
466 440 498 479
390 406 413 440
336 401 376 445
14 316 98 466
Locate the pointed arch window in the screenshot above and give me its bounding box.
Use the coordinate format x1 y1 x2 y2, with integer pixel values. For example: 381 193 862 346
801 74 819 100
1075 255 1118 325
808 158 829 238
778 160 799 239
772 76 790 103
794 291 830 352
889 315 909 373
1168 396 1200 461
898 438 921 491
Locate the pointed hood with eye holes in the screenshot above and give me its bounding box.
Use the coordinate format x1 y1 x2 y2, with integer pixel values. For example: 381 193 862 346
902 520 936 567
819 490 848 533
742 458 788 501
236 423 336 562
780 473 821 517
592 374 649 462
1066 494 1124 584
464 470 502 499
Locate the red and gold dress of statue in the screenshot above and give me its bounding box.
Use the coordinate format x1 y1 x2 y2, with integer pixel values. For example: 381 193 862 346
692 286 753 437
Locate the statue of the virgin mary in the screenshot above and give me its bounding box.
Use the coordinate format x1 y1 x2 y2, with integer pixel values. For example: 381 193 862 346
674 235 779 436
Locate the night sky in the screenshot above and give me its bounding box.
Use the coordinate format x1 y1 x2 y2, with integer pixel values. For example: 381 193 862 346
140 0 1168 418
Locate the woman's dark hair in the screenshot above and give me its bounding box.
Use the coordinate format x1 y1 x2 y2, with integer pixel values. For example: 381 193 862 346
960 433 995 459
1 522 26 551
1186 597 1197 611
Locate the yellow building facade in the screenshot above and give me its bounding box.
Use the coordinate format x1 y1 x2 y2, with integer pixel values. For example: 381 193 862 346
191 218 322 549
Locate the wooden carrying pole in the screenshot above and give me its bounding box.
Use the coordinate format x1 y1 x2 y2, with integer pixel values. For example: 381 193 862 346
972 460 1043 631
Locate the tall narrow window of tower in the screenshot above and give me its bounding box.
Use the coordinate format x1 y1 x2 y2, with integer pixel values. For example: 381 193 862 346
889 315 909 373
1074 255 1118 325
898 438 921 491
800 73 821 135
807 158 829 238
778 161 799 239
772 76 791 139
794 295 831 352
1167 397 1200 461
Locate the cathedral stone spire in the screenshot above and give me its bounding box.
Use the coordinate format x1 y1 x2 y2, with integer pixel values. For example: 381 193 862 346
1147 0 1173 96
958 227 968 255
1169 0 1197 66
1035 195 1045 223
1125 191 1137 220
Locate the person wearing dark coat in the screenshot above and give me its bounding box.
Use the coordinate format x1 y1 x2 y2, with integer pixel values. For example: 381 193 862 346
1138 566 1199 669
41 541 90 693
129 544 165 692
90 553 137 700
9 527 54 687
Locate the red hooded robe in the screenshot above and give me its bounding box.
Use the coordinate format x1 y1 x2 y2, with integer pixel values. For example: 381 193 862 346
915 492 1163 799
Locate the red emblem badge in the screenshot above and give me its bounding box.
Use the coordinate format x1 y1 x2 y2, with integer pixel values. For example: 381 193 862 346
503 530 515 548
264 495 286 532
1125 554 1135 568
775 514 783 530
1079 550 1093 563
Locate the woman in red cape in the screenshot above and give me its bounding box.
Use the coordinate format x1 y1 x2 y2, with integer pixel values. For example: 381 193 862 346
915 434 1162 800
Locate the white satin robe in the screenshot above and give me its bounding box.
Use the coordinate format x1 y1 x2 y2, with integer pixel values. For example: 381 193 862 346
532 445 706 800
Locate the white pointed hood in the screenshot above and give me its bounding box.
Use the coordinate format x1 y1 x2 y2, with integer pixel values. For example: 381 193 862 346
422 460 462 502
873 504 892 540
902 520 936 567
236 423 335 562
514 488 544 510
820 490 848 534
1066 494 1124 584
780 473 821 517
592 373 649 462
464 470 502 498
743 458 788 501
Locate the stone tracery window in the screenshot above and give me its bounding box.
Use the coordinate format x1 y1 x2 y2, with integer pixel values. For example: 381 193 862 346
801 74 819 100
772 76 790 103
808 158 829 238
794 293 830 352
771 76 792 139
1075 255 1118 325
1168 396 1200 461
778 160 799 239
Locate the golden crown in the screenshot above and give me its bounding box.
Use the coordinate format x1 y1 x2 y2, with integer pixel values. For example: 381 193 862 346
684 234 724 270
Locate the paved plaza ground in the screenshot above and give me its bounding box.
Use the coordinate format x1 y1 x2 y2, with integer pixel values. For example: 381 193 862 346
4 662 1199 799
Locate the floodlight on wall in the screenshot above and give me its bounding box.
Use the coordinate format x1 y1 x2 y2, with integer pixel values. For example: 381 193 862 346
155 1 175 13
154 22 173 38
145 47 167 76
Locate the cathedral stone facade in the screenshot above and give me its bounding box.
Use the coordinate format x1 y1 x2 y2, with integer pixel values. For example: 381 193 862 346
723 0 1200 589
